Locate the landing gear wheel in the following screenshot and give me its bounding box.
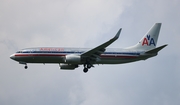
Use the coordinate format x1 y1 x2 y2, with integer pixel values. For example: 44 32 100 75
83 68 88 73
24 65 28 69
87 64 92 69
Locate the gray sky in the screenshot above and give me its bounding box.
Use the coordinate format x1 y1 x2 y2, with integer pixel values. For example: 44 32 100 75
0 0 180 105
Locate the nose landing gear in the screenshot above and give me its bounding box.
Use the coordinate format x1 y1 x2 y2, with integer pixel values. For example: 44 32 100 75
19 62 28 69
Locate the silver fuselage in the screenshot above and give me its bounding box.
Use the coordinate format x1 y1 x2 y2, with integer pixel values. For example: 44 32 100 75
10 47 155 65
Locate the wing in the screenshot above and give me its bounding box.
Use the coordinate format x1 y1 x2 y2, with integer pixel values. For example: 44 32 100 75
81 28 122 62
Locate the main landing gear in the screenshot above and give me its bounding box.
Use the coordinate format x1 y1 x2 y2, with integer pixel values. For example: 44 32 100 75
83 63 93 73
24 65 28 69
83 68 88 73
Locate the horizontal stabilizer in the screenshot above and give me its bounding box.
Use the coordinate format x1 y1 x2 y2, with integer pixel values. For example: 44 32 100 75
145 44 168 54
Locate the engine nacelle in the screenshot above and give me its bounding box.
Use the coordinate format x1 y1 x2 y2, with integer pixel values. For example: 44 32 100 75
59 64 78 70
65 54 81 63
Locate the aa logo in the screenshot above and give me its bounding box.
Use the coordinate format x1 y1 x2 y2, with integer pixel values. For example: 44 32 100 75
142 35 156 46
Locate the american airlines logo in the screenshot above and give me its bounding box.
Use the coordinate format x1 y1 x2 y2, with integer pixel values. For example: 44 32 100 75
40 48 64 51
142 35 156 46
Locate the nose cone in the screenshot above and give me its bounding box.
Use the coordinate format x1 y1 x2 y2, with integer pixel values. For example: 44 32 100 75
10 54 15 60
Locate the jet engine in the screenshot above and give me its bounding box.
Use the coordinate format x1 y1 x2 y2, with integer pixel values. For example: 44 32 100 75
59 64 78 70
65 54 81 63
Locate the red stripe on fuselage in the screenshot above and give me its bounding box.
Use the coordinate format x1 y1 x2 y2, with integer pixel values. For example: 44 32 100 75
15 54 66 57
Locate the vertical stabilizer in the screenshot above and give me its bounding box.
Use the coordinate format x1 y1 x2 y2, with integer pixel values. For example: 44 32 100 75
126 23 162 51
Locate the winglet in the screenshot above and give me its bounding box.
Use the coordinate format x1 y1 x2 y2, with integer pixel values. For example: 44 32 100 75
114 28 122 40
81 28 122 57
145 44 168 54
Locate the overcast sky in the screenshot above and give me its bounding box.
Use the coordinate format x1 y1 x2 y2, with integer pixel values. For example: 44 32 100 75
0 0 180 105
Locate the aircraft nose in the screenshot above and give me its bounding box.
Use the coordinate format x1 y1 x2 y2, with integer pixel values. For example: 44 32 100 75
10 54 15 60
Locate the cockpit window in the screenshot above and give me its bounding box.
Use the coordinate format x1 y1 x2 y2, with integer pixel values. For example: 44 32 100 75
16 51 23 53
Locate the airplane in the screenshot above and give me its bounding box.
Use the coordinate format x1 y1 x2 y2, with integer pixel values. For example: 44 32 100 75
10 23 167 73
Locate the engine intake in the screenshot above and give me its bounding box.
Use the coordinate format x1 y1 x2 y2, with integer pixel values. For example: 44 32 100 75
65 54 81 63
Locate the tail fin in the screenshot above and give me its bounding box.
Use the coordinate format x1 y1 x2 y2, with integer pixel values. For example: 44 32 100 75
126 23 162 51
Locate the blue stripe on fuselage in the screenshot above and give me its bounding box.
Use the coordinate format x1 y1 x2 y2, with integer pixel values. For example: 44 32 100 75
16 51 140 56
